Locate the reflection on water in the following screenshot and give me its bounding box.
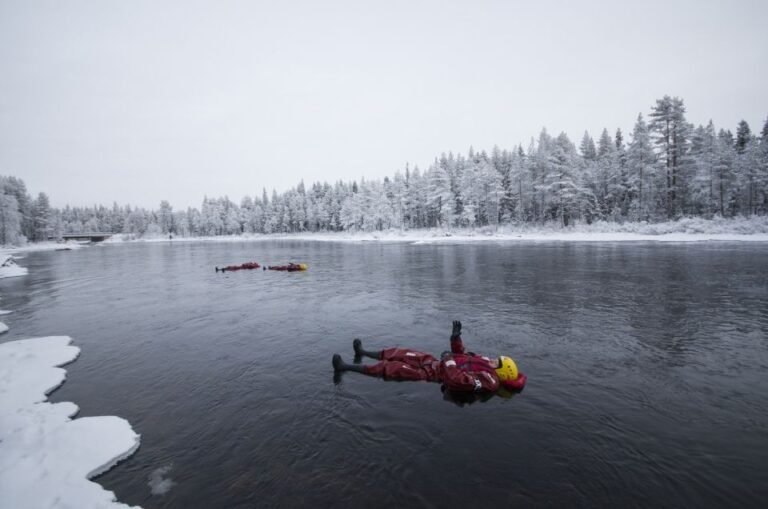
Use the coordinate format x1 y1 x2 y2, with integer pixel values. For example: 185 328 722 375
1 241 767 508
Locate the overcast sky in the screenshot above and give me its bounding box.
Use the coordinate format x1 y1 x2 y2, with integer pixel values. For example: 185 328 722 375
1 0 767 209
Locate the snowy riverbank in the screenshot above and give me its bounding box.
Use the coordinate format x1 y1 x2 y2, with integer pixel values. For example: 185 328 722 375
0 255 29 279
101 216 768 244
0 337 141 509
2 241 85 255
1 218 766 253
0 256 141 509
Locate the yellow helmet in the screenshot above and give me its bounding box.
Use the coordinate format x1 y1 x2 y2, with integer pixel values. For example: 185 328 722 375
495 356 519 381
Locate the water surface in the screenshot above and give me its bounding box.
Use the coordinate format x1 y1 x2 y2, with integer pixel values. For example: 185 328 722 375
2 241 767 508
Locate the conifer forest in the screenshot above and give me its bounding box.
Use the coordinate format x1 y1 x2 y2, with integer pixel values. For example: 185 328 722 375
2 96 767 245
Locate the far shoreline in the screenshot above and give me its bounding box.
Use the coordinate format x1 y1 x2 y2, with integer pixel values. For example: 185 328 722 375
3 217 768 255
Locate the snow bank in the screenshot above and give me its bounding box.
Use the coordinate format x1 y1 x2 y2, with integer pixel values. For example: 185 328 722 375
2 241 85 254
302 216 768 243
0 255 28 279
102 216 768 245
0 336 141 509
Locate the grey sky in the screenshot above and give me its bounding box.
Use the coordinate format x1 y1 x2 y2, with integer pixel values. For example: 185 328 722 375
1 0 767 209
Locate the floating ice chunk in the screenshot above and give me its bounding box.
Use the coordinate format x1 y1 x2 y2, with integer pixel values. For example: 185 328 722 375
0 336 141 509
0 310 12 315
148 465 176 496
0 322 7 334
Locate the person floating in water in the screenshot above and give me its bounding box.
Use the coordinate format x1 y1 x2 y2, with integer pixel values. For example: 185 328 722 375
216 262 261 272
266 263 307 272
332 321 526 392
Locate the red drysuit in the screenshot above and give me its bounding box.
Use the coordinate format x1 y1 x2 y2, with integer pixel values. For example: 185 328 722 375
268 263 304 271
363 336 507 392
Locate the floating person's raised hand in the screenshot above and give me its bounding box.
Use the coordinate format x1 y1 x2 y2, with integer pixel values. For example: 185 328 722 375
451 320 462 340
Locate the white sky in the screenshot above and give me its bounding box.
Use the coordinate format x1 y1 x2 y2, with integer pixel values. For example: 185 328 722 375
1 0 767 209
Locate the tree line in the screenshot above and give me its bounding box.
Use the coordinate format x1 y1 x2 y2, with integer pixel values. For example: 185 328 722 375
2 96 767 244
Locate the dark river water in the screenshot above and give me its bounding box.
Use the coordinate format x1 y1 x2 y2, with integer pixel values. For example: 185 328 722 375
2 240 767 508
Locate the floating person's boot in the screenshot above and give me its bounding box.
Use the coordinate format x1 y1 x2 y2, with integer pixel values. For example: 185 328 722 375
332 354 366 374
353 338 381 360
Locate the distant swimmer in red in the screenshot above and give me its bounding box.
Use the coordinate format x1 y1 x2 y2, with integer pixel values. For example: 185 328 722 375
215 262 261 272
266 263 308 272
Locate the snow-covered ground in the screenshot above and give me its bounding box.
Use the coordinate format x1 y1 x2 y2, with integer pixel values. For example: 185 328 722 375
103 216 768 244
2 241 85 254
1 218 766 253
0 243 82 277
0 255 29 279
0 336 141 509
0 256 141 508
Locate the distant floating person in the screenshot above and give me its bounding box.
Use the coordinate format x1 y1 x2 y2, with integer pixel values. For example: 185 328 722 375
215 262 261 272
267 263 308 272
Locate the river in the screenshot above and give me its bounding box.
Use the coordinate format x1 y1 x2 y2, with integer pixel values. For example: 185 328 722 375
1 240 766 508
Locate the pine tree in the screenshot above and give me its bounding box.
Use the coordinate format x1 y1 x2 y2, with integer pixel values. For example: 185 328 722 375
0 177 32 240
458 161 480 226
31 192 52 241
626 114 656 220
426 161 454 227
760 117 768 214
735 120 752 154
649 96 689 217
493 147 516 222
579 132 597 160
715 130 736 216
593 128 619 217
157 200 173 234
0 193 22 245
761 116 768 142
406 166 427 228
735 134 761 216
531 129 552 222
689 121 718 215
478 158 503 225
508 146 528 222
541 133 583 226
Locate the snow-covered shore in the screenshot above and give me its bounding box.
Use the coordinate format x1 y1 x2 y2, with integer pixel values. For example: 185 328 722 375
1 218 766 253
2 241 84 254
0 337 141 509
0 255 29 279
103 216 768 244
0 256 141 509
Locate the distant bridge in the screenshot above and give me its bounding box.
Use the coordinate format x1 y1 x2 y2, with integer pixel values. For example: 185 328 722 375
60 232 113 242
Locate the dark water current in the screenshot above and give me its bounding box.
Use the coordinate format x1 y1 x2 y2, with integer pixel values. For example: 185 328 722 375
2 241 767 508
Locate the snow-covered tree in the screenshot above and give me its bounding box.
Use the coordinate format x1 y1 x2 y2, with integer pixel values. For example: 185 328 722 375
649 95 690 217
735 120 752 155
157 200 173 234
540 133 583 226
579 132 597 161
31 192 52 241
426 161 454 227
626 114 657 220
0 193 22 245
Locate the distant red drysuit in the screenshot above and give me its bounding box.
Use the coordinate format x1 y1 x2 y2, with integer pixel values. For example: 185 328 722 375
218 262 260 272
268 263 304 272
363 336 520 392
